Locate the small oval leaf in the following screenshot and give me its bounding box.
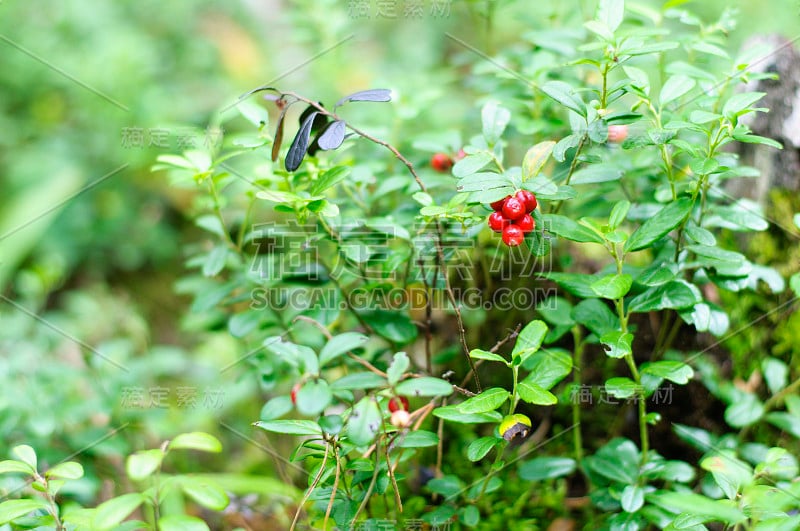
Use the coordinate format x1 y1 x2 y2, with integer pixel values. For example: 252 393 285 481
335 88 392 107
285 111 318 171
317 120 347 150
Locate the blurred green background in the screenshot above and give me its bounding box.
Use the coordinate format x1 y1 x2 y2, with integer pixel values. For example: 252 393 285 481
1 0 798 517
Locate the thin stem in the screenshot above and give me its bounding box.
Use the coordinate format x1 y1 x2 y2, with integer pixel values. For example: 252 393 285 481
571 326 584 466
552 134 588 215
290 444 329 531
323 447 341 530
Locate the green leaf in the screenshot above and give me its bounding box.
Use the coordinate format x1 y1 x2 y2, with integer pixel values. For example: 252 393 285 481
295 380 333 416
541 81 586 117
600 330 633 358
703 200 769 231
346 398 382 446
202 246 228 277
570 165 624 184
536 296 574 327
609 200 631 229
461 505 481 527
400 430 439 448
684 224 716 246
543 272 598 298
597 0 625 32
310 166 350 196
386 352 410 385
0 499 49 525
521 348 573 389
517 381 557 405
762 357 788 394
591 274 633 299
396 377 453 397
756 447 799 480
256 190 299 203
331 372 387 391
522 141 556 180
791 273 800 298
469 349 508 365
482 101 511 144
512 320 548 364
765 412 800 438
254 420 323 437
158 514 211 531
319 332 368 367
452 152 494 177
724 394 764 428
701 452 753 500
659 75 696 106
169 432 222 453
92 493 145 530
12 445 36 471
467 437 500 462
518 456 576 481
544 214 604 243
433 405 503 424
457 388 510 414
572 299 618 336
126 449 164 481
650 491 745 524
44 461 83 479
259 394 293 422
360 309 418 344
180 478 229 511
605 377 638 399
628 280 699 313
620 484 644 513
641 361 693 384
722 91 765 118
625 197 692 252
0 460 34 475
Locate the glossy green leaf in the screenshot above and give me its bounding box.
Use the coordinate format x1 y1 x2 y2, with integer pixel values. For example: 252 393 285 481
92 493 145 530
518 456 576 481
600 330 633 359
346 397 382 446
126 449 164 481
457 388 510 414
169 432 222 453
625 197 692 252
396 377 453 397
591 274 633 299
319 332 368 367
467 437 500 462
386 352 410 385
517 381 557 405
254 420 323 437
544 214 604 243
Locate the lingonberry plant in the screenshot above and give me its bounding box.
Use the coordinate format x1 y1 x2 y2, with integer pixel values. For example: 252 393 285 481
149 1 799 529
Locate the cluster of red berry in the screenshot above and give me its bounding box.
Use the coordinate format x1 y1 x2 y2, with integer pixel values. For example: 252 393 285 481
487 190 537 247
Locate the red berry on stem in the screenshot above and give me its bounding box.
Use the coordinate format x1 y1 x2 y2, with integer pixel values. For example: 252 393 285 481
488 212 509 232
502 197 525 221
490 196 509 211
517 214 535 233
291 383 301 405
607 125 628 143
502 225 525 246
515 190 537 212
388 396 409 412
431 153 453 172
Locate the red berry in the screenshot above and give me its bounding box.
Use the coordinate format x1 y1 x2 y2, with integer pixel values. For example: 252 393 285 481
607 125 628 143
502 197 525 221
388 396 409 412
455 148 467 160
431 153 453 173
502 225 525 246
515 190 537 212
488 211 510 232
490 196 509 211
517 214 535 233
291 383 301 405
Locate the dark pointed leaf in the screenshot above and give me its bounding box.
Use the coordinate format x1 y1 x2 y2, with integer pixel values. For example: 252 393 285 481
271 105 289 162
335 89 392 107
298 103 329 134
317 120 347 151
285 112 317 171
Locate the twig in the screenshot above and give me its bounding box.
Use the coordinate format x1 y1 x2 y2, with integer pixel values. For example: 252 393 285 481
290 443 329 531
